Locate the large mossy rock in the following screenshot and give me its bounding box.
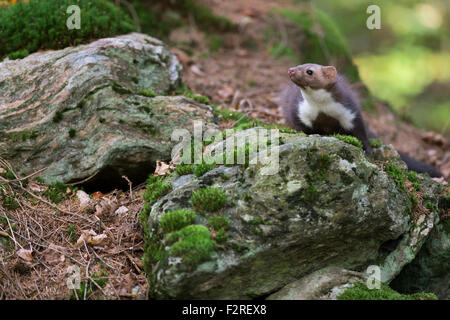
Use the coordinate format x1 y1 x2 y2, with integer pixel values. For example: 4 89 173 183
142 129 443 299
0 33 216 187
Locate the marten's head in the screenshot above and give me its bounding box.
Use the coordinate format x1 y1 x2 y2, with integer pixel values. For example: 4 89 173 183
288 64 337 90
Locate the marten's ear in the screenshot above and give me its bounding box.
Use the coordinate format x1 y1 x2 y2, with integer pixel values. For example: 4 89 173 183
322 66 337 82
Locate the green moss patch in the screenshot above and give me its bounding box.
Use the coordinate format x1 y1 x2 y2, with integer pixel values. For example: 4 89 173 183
0 0 135 59
331 134 363 149
167 225 215 265
338 282 437 300
143 176 172 204
191 187 227 213
159 209 196 233
384 164 406 190
369 138 382 148
139 89 156 98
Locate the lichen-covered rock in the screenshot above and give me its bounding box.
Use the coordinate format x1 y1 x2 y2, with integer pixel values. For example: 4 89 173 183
0 33 216 187
143 129 432 299
267 267 366 300
390 211 450 300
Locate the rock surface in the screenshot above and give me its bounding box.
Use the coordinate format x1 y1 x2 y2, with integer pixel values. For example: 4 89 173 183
143 129 443 299
390 217 450 299
0 33 216 188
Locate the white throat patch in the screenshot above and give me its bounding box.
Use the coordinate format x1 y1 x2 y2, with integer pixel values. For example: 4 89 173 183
297 88 355 130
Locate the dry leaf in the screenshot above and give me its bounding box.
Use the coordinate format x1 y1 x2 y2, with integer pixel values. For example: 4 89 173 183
154 160 172 176
77 190 93 211
42 244 66 266
17 248 33 262
75 229 108 247
190 65 205 76
115 206 129 215
92 191 104 200
28 181 42 193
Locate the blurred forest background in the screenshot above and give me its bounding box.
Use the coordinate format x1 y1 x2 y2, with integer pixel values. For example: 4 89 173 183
1 0 449 137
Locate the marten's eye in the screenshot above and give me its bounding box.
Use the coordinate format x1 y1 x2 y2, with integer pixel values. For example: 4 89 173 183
306 70 313 75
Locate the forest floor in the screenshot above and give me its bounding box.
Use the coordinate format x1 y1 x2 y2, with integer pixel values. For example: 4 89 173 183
0 0 448 300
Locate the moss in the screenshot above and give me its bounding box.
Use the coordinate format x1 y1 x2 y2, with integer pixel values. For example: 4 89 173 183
208 216 230 231
369 138 382 148
412 182 422 191
409 193 418 207
139 89 156 98
185 91 210 104
9 130 37 142
384 164 406 190
44 181 72 204
191 187 227 213
407 171 418 182
424 201 436 212
131 76 139 84
159 209 196 233
193 162 216 177
331 134 363 149
0 0 136 60
337 282 437 300
132 121 157 135
175 163 194 176
112 82 133 94
53 111 63 123
7 49 28 60
247 217 263 225
68 128 76 138
143 176 172 204
168 224 215 265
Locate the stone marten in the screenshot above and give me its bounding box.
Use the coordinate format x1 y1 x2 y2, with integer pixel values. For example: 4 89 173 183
280 63 442 178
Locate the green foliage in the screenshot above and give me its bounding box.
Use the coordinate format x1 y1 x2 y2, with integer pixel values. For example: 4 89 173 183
67 224 77 243
185 91 210 104
44 181 71 204
139 89 156 98
9 130 37 142
369 138 383 148
191 187 227 213
69 128 76 138
70 271 108 300
143 176 172 204
407 171 418 182
159 209 196 233
193 162 216 177
7 49 28 60
168 224 215 265
208 216 230 231
53 111 63 123
331 134 363 149
0 0 136 59
338 282 437 300
112 82 133 94
384 164 406 190
175 163 194 176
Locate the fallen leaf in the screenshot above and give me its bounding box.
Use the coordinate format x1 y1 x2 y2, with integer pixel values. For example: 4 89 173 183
75 229 107 247
190 65 205 76
77 190 93 211
28 181 42 193
115 206 129 215
92 191 104 200
17 248 33 262
154 160 172 176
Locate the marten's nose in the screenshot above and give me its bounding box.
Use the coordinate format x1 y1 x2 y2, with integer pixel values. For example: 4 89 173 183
288 68 295 75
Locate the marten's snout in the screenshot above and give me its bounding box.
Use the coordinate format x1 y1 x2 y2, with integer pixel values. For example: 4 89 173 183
288 68 295 76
